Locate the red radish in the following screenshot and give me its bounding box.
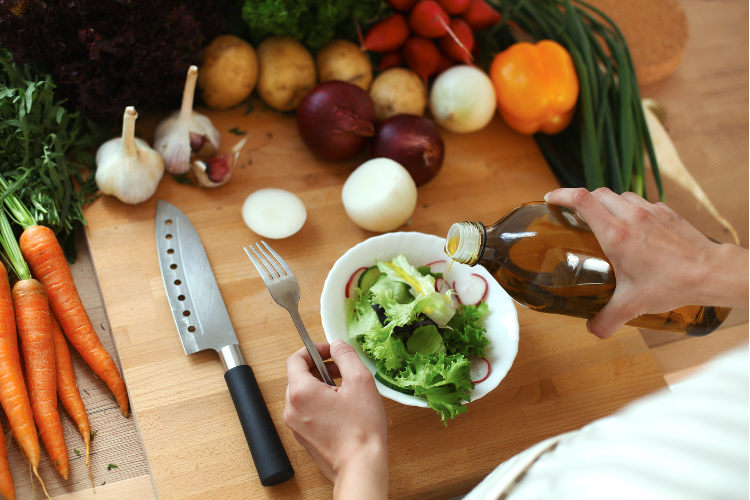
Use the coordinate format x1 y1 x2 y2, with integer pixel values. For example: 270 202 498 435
452 274 488 305
425 260 447 275
346 267 368 298
435 277 444 292
450 291 460 309
439 18 475 63
386 0 420 11
403 37 441 82
470 356 491 383
461 0 502 32
378 51 403 71
361 14 411 53
410 2 472 60
436 53 456 74
438 0 471 15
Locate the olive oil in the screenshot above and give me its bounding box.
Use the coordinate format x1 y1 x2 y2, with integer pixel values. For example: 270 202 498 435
445 202 731 336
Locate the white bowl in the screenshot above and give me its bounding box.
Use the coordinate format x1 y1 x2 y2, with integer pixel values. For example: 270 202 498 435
320 231 519 409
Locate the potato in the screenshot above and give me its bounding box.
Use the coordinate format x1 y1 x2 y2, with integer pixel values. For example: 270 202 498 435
198 35 258 110
316 39 373 91
257 37 317 112
369 68 427 122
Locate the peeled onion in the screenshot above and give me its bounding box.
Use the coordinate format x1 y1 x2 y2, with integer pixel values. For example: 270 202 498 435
342 158 417 232
370 114 445 186
242 188 307 239
296 81 376 161
429 65 496 133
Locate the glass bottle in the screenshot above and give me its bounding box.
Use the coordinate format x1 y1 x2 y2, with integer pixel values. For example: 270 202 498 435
444 202 730 336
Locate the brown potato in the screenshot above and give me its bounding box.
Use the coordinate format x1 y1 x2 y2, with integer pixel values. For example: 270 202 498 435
198 35 258 110
257 37 317 112
369 68 427 122
316 40 373 91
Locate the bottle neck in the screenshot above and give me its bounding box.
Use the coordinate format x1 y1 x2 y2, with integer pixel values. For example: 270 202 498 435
445 221 485 266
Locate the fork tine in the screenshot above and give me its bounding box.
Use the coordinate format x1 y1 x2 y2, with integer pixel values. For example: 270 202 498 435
244 247 273 281
257 242 286 277
260 241 293 276
250 245 280 279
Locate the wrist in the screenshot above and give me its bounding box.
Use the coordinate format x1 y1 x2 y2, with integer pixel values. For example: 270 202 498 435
333 439 388 500
697 243 749 308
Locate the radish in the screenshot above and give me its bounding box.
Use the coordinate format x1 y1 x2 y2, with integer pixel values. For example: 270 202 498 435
436 53 456 75
435 277 444 292
452 274 488 305
346 267 368 299
437 0 471 15
439 18 475 64
378 51 403 71
403 37 441 82
470 356 491 383
410 2 472 60
360 14 411 53
242 188 307 239
461 0 502 32
386 0 420 11
425 260 447 275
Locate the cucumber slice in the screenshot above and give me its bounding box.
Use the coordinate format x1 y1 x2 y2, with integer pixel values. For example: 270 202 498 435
374 372 415 395
358 266 383 295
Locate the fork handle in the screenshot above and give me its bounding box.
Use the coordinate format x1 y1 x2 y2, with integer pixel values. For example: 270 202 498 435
288 309 337 386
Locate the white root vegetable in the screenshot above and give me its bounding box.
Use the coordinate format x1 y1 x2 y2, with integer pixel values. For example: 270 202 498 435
242 188 307 239
342 158 417 232
430 65 496 133
642 101 740 245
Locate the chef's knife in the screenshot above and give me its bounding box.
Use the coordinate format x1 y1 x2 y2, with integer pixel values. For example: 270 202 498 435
155 199 294 487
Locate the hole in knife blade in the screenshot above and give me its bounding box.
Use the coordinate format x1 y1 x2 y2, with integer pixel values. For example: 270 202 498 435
178 295 185 301
170 264 177 270
188 326 195 332
165 219 173 225
174 279 181 285
166 234 173 240
167 249 174 254
183 310 191 317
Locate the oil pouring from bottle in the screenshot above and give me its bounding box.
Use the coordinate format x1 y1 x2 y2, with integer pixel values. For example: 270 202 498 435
444 202 731 336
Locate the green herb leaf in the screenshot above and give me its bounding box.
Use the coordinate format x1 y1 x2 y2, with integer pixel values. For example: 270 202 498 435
74 449 80 456
107 464 118 470
90 430 98 441
172 174 195 186
229 127 247 135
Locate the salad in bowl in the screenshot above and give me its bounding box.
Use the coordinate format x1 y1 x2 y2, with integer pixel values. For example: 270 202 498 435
320 232 519 424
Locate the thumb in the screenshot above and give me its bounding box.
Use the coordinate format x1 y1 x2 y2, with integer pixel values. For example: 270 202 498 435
587 288 643 339
329 339 370 382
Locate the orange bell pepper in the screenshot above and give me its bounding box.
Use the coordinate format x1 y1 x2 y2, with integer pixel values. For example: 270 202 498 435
489 40 579 135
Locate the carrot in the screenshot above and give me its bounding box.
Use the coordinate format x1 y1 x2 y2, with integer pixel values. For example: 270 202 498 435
0 414 16 500
460 0 502 32
0 263 40 490
50 313 91 467
19 225 129 417
13 278 69 480
403 37 441 82
360 13 411 53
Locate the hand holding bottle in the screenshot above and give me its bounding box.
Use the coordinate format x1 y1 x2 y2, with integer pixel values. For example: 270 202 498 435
544 188 748 338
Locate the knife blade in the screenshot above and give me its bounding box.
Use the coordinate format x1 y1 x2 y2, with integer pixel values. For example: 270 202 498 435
155 199 294 486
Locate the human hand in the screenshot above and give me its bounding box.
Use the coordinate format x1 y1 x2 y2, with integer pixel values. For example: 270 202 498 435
545 188 748 338
284 339 389 500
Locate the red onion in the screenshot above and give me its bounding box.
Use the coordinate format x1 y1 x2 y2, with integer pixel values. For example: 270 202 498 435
370 114 445 186
296 81 376 162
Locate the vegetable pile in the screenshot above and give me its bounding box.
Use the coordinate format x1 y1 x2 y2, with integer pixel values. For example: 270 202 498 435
346 255 490 423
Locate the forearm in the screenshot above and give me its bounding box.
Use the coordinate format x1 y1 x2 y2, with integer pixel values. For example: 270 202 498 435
333 442 389 500
697 244 749 308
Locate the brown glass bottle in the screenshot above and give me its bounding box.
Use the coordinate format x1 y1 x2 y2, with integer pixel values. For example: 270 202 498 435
445 202 731 336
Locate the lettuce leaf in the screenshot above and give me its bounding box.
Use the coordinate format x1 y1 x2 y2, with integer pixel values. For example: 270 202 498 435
443 303 491 358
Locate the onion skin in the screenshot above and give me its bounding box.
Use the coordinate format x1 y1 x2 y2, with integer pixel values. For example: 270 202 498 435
370 114 445 186
297 81 377 162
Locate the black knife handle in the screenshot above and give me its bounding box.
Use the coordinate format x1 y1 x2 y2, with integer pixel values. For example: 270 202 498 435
225 365 295 486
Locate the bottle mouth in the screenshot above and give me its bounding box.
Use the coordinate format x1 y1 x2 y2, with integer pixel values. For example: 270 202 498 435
445 222 483 265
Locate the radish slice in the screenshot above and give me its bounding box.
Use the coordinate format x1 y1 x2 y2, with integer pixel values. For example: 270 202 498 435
453 274 488 305
470 356 491 384
346 267 368 299
435 277 444 292
449 289 460 308
242 188 307 239
425 260 447 275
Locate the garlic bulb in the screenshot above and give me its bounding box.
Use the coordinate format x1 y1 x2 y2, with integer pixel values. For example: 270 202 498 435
96 107 165 204
154 65 222 174
191 137 248 188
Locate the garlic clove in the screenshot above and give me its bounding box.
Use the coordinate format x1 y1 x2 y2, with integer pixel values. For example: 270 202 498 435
154 65 221 174
96 106 165 204
191 137 247 188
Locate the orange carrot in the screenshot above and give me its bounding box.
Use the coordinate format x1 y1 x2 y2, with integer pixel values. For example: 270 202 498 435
0 264 40 486
0 419 15 500
20 225 129 417
13 279 69 480
50 313 91 467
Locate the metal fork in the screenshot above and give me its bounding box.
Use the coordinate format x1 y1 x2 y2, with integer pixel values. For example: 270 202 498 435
244 241 336 387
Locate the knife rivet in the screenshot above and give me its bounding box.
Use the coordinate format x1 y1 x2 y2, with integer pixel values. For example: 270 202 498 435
167 249 174 254
183 310 191 317
174 280 181 285
166 234 173 240
187 326 195 332
178 295 185 301
170 264 177 270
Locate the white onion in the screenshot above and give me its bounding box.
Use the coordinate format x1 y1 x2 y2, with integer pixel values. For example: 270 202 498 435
429 65 497 134
342 158 417 232
242 188 307 239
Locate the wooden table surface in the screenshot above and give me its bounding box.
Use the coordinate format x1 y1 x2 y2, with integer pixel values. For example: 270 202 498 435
6 0 746 498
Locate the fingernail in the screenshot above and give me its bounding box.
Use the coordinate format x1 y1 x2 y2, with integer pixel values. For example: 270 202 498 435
544 191 552 202
387 433 390 441
387 418 392 427
331 338 344 346
585 320 594 334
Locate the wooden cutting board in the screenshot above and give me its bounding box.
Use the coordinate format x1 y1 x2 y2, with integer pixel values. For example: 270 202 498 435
82 105 667 499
